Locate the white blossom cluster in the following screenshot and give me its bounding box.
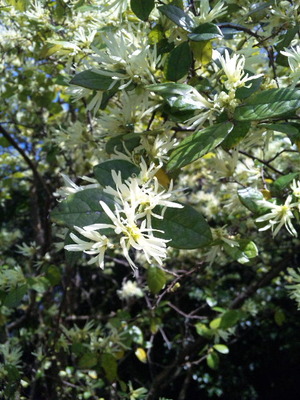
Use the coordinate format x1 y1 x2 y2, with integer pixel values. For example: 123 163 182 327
64 160 182 270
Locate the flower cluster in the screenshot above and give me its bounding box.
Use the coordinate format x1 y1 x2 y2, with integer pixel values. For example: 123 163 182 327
65 161 182 270
255 180 300 237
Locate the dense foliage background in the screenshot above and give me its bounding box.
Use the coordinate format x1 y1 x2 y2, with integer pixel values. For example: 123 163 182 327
0 0 300 399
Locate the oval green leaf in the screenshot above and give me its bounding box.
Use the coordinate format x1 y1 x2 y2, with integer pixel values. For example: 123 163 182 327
207 352 219 370
51 188 115 228
167 122 234 171
3 285 28 308
188 23 223 41
70 70 115 90
165 42 192 81
130 0 154 21
152 204 212 249
147 266 167 294
234 88 300 121
237 187 264 214
93 160 140 188
213 344 229 354
158 4 194 32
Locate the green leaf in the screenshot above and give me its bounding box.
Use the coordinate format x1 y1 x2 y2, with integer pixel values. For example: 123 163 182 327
213 344 229 354
148 82 194 97
165 42 192 81
274 309 286 326
45 265 61 286
27 277 51 293
3 285 28 308
275 25 299 51
51 188 115 228
195 322 214 338
272 172 299 193
93 160 140 188
130 0 154 21
167 122 234 171
188 23 223 41
69 70 115 90
220 310 243 329
209 317 221 330
234 89 300 121
207 351 219 369
101 353 118 382
221 121 250 150
78 352 98 369
158 4 194 32
238 187 264 214
147 266 167 294
224 239 258 264
262 122 300 139
105 133 141 154
152 204 212 249
190 40 212 64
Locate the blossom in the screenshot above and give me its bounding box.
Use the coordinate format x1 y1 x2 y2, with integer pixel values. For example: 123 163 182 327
103 168 183 226
193 0 227 24
291 180 300 198
117 280 144 300
256 196 298 237
281 46 300 84
95 91 158 137
54 174 100 199
291 180 300 211
180 87 213 130
86 201 170 269
16 241 40 257
140 133 179 164
91 26 161 88
216 50 263 91
206 226 239 265
64 226 114 269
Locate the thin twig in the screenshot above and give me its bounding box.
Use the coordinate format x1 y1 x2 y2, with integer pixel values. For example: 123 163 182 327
218 23 262 40
239 150 284 175
0 124 51 197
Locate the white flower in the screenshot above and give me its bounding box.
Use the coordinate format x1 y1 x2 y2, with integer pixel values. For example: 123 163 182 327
212 226 239 247
117 280 144 300
290 180 300 211
102 0 129 17
103 168 183 226
25 0 50 22
193 0 227 24
281 46 300 72
216 50 263 91
140 133 179 164
16 241 40 257
54 174 100 199
179 87 213 130
256 196 298 237
86 201 170 269
95 91 158 137
291 180 300 198
208 148 239 179
281 46 300 84
64 226 113 269
91 26 161 87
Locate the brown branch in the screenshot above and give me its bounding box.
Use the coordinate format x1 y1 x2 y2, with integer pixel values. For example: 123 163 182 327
218 23 262 40
239 150 284 175
0 124 51 197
